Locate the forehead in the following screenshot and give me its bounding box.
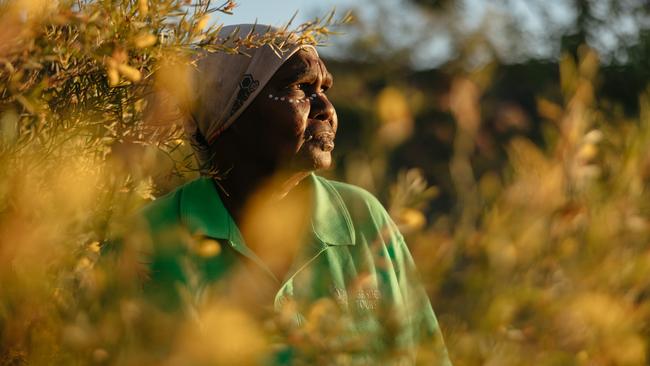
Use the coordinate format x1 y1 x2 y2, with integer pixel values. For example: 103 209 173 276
274 48 329 79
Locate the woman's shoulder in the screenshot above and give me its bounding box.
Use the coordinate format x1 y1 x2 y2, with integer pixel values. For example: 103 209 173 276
317 177 383 209
313 175 397 235
138 181 188 232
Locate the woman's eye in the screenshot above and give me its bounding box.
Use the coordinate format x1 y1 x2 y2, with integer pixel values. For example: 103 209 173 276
287 83 306 92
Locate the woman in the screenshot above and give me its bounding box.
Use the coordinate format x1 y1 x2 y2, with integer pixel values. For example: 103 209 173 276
140 24 452 365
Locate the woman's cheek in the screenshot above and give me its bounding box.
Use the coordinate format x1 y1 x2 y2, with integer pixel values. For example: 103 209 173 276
288 103 309 135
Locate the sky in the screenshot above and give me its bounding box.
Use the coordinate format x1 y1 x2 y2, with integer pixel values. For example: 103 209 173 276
214 0 364 28
213 0 447 67
212 0 581 69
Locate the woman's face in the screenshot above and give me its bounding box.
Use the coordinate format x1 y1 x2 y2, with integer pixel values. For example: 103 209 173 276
233 47 337 174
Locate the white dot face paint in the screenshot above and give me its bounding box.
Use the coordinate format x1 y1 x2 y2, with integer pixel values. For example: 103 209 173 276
264 91 325 106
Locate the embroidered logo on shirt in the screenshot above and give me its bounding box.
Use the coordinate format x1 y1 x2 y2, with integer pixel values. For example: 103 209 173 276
355 288 381 310
334 287 349 306
333 287 381 310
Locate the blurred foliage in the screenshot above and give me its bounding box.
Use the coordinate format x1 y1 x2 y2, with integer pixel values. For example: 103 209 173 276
327 42 650 364
323 1 650 365
0 0 352 364
3 0 650 365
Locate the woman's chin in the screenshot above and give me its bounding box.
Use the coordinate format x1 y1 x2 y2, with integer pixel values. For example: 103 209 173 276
290 146 332 172
312 152 332 171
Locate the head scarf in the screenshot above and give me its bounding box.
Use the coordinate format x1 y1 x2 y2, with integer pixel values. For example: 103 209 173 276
184 24 318 172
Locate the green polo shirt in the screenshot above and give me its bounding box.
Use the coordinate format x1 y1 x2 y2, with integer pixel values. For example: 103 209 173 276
138 173 451 365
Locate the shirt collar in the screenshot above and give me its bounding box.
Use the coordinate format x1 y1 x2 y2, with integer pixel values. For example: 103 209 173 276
179 176 231 240
308 173 356 246
178 174 356 247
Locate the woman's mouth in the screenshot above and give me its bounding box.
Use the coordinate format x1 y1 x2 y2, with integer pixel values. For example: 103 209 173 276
304 123 335 152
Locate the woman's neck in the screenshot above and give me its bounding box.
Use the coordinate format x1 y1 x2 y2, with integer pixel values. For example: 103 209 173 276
211 164 314 283
212 163 311 227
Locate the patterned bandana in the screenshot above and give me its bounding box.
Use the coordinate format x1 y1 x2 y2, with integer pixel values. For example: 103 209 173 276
184 24 317 172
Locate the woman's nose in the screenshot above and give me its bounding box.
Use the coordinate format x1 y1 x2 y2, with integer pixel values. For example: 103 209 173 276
309 93 337 131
